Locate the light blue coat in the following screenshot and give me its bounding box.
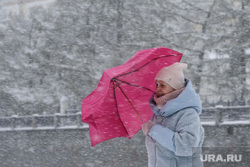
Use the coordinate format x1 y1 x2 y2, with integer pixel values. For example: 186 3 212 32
146 79 204 167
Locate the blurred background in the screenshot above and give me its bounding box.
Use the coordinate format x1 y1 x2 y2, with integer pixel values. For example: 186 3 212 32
0 0 249 116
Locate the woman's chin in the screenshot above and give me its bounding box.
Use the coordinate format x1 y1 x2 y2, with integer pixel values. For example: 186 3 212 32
156 94 163 98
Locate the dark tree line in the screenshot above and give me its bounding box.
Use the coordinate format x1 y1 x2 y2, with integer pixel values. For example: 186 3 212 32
0 0 249 116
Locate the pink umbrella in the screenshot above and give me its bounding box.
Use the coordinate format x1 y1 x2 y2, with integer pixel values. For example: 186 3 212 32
81 47 183 146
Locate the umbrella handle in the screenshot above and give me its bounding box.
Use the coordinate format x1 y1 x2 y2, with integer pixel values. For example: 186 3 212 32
116 83 145 123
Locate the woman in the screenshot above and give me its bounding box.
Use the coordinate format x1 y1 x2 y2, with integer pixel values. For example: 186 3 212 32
142 62 204 167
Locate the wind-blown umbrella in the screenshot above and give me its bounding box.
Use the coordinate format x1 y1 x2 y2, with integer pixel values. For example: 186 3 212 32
82 47 183 146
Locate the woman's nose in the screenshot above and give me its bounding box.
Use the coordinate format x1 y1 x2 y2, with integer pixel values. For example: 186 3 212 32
156 86 161 91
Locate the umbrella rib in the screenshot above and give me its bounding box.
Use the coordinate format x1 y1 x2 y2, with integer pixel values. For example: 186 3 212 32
115 55 174 78
115 79 154 93
112 81 130 138
115 82 145 123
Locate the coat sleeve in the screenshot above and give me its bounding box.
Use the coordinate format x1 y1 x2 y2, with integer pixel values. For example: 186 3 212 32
148 108 203 156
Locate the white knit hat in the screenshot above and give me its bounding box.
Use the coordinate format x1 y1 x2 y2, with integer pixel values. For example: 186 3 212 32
155 62 188 90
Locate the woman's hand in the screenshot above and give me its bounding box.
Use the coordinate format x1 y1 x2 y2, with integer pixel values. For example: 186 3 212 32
142 121 154 136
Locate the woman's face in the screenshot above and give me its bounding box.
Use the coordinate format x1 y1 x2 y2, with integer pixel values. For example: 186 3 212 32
155 80 175 97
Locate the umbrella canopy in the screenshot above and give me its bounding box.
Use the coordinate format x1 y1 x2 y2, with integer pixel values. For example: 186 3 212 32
82 47 183 146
